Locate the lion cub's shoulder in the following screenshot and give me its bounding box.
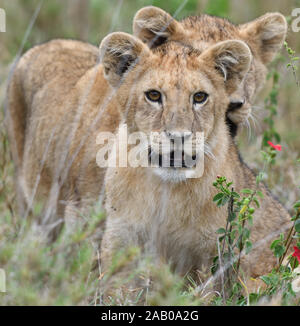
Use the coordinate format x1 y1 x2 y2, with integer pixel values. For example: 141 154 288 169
14 39 99 103
18 39 98 70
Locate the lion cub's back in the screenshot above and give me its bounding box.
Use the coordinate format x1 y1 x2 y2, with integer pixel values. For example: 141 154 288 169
6 39 99 166
16 39 99 104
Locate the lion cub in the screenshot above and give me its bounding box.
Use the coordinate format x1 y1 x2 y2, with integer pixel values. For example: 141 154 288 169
133 6 287 136
99 32 291 293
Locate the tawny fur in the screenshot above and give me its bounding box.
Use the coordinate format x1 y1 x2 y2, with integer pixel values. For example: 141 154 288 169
6 39 119 223
133 6 287 132
95 34 292 297
5 13 292 297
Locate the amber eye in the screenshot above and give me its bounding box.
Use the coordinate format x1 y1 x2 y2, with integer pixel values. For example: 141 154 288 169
145 90 162 103
193 92 208 104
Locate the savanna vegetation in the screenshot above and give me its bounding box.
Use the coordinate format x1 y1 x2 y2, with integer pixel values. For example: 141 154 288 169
0 0 300 305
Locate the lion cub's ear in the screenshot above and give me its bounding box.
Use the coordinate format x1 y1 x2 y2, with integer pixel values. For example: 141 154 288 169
133 6 185 48
99 32 150 88
201 40 252 93
239 13 287 64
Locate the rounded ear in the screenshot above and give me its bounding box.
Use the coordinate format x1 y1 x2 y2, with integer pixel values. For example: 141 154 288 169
99 32 150 88
239 13 287 64
200 40 252 93
133 6 185 48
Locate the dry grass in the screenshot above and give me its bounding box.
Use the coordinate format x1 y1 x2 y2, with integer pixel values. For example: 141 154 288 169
0 0 300 305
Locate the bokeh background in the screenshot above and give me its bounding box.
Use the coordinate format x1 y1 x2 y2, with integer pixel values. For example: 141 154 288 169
0 0 299 305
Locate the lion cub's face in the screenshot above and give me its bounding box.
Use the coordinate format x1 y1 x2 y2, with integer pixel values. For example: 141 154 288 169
100 33 251 181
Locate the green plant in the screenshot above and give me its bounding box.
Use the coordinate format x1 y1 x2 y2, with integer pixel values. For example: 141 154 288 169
285 41 300 89
254 42 300 304
210 144 300 305
261 56 284 148
211 176 262 304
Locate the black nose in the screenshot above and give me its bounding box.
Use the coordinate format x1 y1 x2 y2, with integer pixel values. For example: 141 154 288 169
228 99 245 111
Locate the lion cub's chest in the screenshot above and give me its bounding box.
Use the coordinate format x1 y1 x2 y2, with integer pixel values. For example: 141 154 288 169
106 169 224 271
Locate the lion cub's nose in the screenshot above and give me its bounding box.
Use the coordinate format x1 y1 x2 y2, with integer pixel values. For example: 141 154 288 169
165 131 192 142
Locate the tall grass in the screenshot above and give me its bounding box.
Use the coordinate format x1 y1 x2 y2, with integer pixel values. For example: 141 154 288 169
0 0 300 305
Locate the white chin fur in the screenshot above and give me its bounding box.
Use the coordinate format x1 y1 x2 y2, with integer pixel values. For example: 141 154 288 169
152 167 194 183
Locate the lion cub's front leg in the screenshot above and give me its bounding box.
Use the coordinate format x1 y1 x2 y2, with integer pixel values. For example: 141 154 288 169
100 222 148 305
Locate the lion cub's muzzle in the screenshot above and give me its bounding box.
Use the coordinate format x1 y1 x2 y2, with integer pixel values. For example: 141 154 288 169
148 130 198 169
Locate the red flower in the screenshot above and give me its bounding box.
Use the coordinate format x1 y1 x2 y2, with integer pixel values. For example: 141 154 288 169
267 141 282 151
292 246 300 263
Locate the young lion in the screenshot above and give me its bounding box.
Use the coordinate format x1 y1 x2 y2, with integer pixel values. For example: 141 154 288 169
133 6 287 137
99 32 291 298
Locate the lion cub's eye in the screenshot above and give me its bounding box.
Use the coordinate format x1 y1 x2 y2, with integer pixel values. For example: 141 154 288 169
145 90 162 103
193 92 208 104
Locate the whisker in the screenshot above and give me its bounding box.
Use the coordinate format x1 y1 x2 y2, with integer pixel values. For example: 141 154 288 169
204 143 216 161
246 118 252 141
248 107 263 134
